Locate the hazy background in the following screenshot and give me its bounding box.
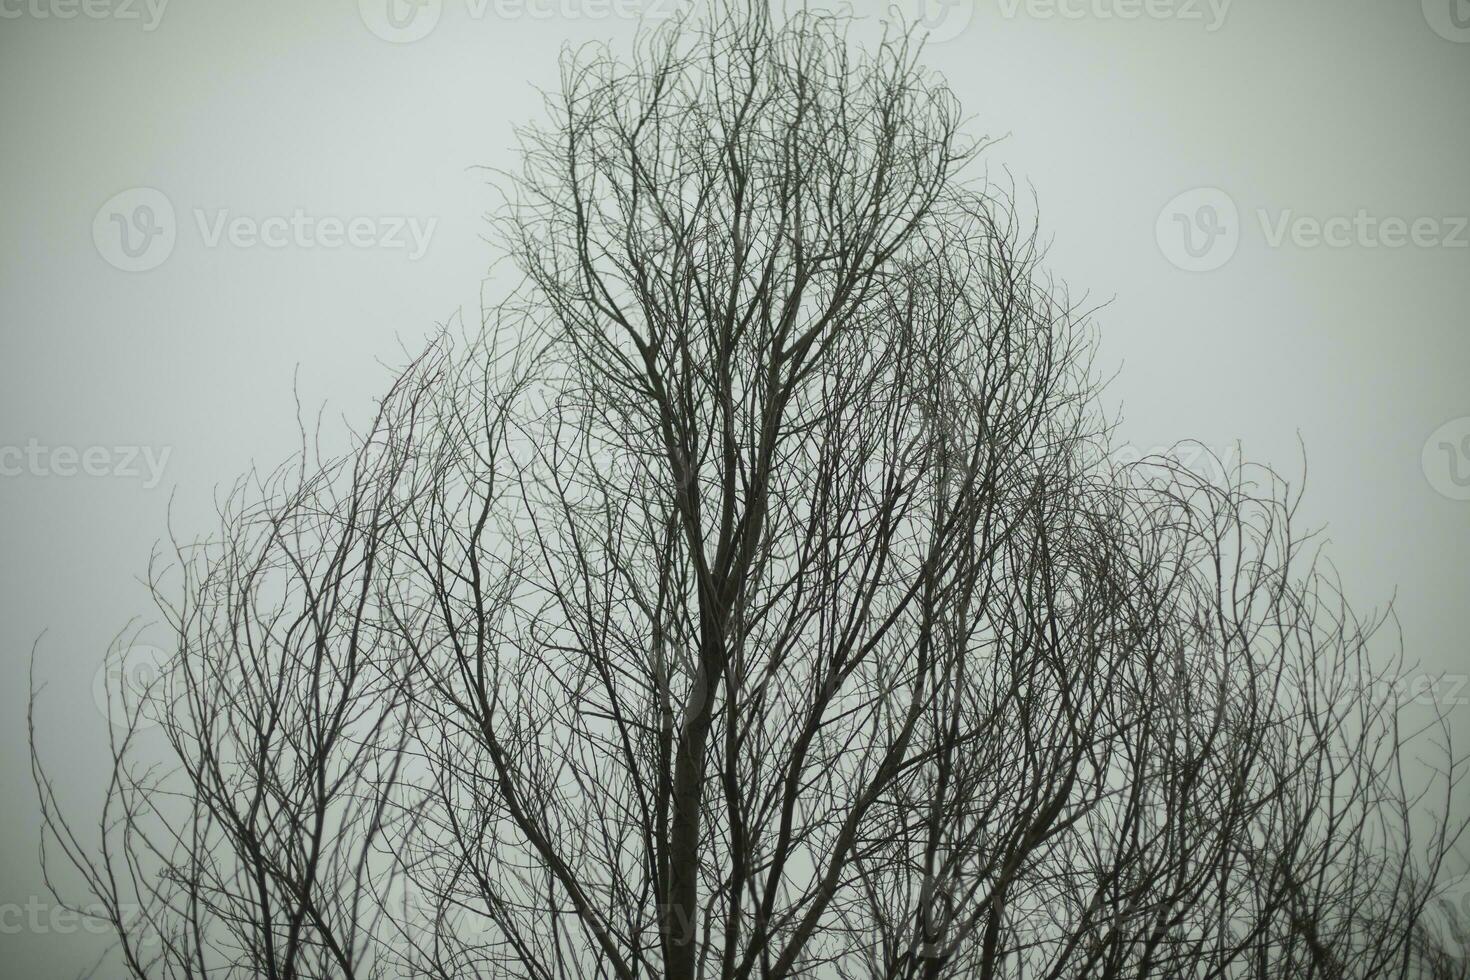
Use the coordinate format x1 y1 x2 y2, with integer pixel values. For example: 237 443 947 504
2 0 1467 973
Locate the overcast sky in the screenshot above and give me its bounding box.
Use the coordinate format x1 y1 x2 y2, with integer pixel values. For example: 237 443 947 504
2 0 1467 974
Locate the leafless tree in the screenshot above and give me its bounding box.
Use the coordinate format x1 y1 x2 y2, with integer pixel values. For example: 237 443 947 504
31 7 1468 979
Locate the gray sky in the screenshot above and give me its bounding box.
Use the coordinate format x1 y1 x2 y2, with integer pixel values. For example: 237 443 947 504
2 0 1467 974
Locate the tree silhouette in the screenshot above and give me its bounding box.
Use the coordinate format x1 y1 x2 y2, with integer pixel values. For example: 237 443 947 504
31 7 1468 979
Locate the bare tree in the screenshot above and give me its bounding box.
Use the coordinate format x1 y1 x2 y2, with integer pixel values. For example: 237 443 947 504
31 7 1468 979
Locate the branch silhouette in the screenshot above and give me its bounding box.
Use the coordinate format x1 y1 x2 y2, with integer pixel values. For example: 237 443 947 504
31 7 1469 979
